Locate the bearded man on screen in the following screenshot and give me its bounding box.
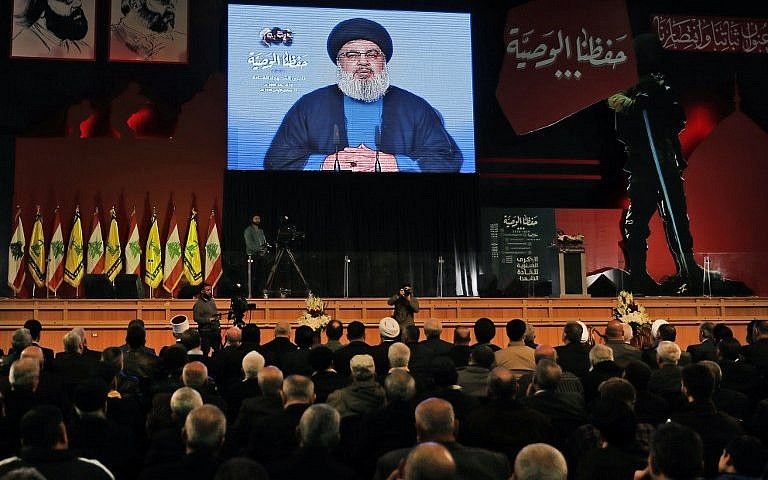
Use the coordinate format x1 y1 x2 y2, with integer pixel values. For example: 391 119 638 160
265 18 462 172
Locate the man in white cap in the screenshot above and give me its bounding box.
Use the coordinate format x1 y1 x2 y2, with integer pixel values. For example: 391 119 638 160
372 317 401 377
171 314 190 342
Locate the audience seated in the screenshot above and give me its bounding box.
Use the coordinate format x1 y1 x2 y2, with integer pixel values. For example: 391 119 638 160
742 320 768 374
3 316 768 479
603 320 642 369
23 320 54 372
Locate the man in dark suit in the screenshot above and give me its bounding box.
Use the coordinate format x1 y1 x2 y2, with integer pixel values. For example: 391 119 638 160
182 361 226 412
471 317 500 352
687 321 718 363
229 366 284 452
519 359 587 446
260 321 298 369
371 317 401 378
604 321 642 369
309 347 349 403
648 341 685 411
214 326 247 389
138 405 225 480
742 319 768 374
373 398 511 480
554 321 590 378
333 321 373 377
410 318 453 374
281 325 315 376
53 330 94 397
449 327 472 368
582 344 624 405
144 387 203 467
72 327 101 366
23 319 55 371
457 346 494 397
223 351 265 422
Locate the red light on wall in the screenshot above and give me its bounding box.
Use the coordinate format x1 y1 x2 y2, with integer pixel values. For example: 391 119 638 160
127 107 155 138
79 113 99 138
679 104 719 157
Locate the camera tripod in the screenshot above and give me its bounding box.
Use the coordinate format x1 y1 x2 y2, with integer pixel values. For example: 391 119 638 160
264 245 311 297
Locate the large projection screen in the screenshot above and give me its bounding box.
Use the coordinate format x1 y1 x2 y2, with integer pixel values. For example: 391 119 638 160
228 4 475 173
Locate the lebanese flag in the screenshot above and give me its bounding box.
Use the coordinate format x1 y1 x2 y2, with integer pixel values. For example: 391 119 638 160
47 206 65 293
7 206 26 294
86 208 105 275
204 210 223 288
124 207 141 275
163 206 183 294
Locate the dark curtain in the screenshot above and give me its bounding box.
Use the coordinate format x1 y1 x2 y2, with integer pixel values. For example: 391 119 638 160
0 135 14 297
223 171 479 297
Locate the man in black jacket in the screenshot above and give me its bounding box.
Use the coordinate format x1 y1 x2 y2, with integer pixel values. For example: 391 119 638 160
687 322 717 363
23 319 55 371
333 321 372 377
554 322 590 378
261 321 298 370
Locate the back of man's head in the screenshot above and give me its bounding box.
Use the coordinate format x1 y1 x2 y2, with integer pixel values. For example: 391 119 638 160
605 321 625 340
423 318 442 339
415 398 455 441
658 324 677 342
282 374 314 404
474 318 496 344
623 360 651 391
514 443 568 480
12 328 33 353
350 354 376 381
241 324 261 344
325 320 343 341
404 442 457 480
453 327 470 345
294 325 315 349
589 344 614 366
756 319 768 337
215 458 269 480
713 323 735 342
182 361 209 389
299 404 340 448
242 351 265 379
534 345 557 363
184 405 226 453
20 405 66 450
563 322 583 344
599 377 636 407
535 359 561 391
23 319 43 341
699 360 722 388
180 329 202 351
258 366 284 397
650 422 703 479
100 346 123 371
274 320 291 338
388 342 411 369
488 367 516 400
309 346 333 372
62 330 82 353
469 345 495 370
125 324 146 349
506 319 527 342
721 435 768 477
162 344 188 372
385 369 416 402
74 379 109 415
225 326 242 346
403 325 421 344
591 399 637 448
656 341 682 365
717 337 742 361
20 346 44 369
682 363 715 402
10 357 40 390
430 357 458 387
171 387 204 421
699 322 715 340
347 321 365 341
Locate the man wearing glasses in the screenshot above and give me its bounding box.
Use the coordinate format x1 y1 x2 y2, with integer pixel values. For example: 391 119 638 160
265 18 462 172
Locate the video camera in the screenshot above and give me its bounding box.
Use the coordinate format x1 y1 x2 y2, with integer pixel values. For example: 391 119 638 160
276 216 305 246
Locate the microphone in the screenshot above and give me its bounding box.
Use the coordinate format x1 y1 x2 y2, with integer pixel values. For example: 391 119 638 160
374 125 382 173
333 124 341 172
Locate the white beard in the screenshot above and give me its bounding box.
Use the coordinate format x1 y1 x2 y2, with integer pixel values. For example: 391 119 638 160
336 65 390 103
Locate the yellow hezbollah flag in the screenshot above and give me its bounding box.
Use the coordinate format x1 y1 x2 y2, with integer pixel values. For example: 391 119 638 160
27 206 46 288
144 210 163 289
183 209 203 286
104 207 123 282
64 207 84 288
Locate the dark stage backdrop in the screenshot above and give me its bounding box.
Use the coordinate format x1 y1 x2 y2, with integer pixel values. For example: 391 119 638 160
0 135 13 297
223 172 479 297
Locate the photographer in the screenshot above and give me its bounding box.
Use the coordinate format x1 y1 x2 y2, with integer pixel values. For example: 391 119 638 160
387 283 420 330
193 283 221 356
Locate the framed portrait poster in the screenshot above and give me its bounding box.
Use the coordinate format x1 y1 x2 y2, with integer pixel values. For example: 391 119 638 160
11 0 97 60
109 0 189 63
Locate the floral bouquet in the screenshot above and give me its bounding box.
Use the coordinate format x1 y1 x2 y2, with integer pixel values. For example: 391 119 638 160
614 290 653 348
297 293 331 333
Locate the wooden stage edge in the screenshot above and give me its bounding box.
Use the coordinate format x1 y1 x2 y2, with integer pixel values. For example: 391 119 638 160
1 297 766 352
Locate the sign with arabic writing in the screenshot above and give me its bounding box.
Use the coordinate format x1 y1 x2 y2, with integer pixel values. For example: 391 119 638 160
497 0 637 134
653 14 768 54
481 208 555 293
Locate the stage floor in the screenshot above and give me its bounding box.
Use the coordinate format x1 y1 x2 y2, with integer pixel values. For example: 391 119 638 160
1 296 765 351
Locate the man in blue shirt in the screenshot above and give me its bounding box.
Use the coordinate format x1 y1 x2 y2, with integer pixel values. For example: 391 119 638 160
265 18 462 173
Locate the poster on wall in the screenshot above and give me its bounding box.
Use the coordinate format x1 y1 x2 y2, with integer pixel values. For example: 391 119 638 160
108 0 188 63
480 208 556 295
11 0 96 60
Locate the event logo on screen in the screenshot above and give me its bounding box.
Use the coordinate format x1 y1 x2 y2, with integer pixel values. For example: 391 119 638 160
228 5 475 173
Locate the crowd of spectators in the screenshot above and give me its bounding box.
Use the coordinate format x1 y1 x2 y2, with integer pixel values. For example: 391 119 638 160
0 316 767 479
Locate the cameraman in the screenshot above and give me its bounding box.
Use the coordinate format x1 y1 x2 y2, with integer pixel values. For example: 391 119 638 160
244 214 268 297
387 283 420 330
193 283 221 356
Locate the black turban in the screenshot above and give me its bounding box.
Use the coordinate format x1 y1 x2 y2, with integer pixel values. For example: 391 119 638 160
327 18 393 64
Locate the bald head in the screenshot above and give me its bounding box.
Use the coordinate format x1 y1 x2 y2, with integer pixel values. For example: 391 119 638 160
275 321 291 338
225 326 242 346
182 361 208 389
20 346 44 368
423 318 442 339
404 442 457 480
258 366 284 397
488 367 516 400
514 443 567 480
534 345 557 363
415 398 456 441
453 327 470 346
10 358 40 390
606 321 625 340
170 387 203 420
184 405 226 453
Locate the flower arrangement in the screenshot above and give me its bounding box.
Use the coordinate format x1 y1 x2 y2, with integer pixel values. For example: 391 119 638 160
613 290 651 326
297 293 331 333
